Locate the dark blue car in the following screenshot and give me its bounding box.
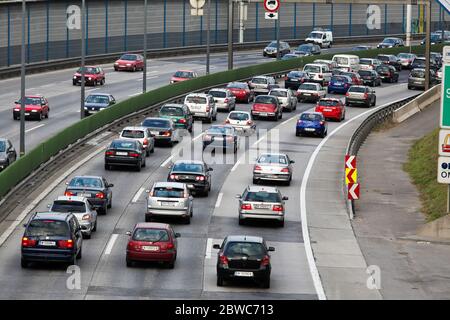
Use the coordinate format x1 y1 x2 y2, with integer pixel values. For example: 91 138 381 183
327 75 352 94
296 112 327 137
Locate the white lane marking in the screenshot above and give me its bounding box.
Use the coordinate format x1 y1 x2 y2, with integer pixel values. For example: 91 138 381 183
255 136 265 145
104 234 119 255
231 159 240 172
132 187 145 203
136 76 158 82
281 116 296 126
161 155 174 167
25 124 45 133
193 133 203 141
299 96 410 301
205 238 213 259
215 192 223 208
129 92 141 97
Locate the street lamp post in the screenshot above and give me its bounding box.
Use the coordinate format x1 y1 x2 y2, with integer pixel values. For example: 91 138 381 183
425 0 431 91
143 0 148 92
20 0 26 156
206 0 211 74
228 0 233 70
80 0 86 119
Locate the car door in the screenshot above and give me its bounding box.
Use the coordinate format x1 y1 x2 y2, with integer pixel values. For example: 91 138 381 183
98 67 105 80
70 217 82 253
102 177 112 202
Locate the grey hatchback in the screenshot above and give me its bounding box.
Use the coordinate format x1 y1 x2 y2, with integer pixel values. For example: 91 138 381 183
252 153 294 186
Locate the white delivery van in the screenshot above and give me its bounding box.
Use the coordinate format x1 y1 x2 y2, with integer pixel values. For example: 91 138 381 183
332 54 360 72
305 28 333 48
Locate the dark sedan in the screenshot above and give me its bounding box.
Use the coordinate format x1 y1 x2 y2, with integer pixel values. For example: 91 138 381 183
377 54 402 71
376 65 399 83
64 175 114 215
284 71 310 90
293 43 321 56
377 37 404 48
0 138 17 172
168 160 213 196
358 70 382 87
141 117 180 146
104 139 146 171
84 93 116 116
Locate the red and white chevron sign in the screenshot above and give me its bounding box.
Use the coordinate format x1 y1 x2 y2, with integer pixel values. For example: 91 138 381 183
348 183 360 200
345 155 356 169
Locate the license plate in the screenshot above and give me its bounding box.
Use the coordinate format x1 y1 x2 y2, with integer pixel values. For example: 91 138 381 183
25 113 30 116
142 245 159 251
234 271 254 277
150 131 159 135
161 201 176 206
305 128 315 131
303 93 311 96
254 204 271 209
290 79 298 82
323 108 332 112
39 241 56 246
259 113 267 116
79 193 92 198
116 152 128 156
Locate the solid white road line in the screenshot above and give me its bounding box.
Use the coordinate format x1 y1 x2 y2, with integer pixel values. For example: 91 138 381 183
231 160 240 172
104 234 119 255
132 187 145 203
161 155 174 167
128 92 141 97
205 238 213 259
25 124 45 133
193 133 203 141
215 192 223 208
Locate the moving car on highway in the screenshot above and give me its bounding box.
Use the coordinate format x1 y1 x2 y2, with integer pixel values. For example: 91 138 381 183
208 88 236 112
358 70 382 87
297 82 326 102
314 59 339 70
237 186 288 227
305 28 333 48
84 93 116 117
0 138 16 171
126 223 180 268
437 67 443 83
119 126 155 157
13 95 49 121
48 196 97 239
284 71 310 90
225 111 256 134
64 175 114 215
281 53 301 60
411 57 438 71
251 95 282 121
226 82 254 103
248 75 277 95
377 37 404 48
315 98 346 121
377 54 402 71
408 68 438 90
168 160 213 196
21 212 83 268
376 65 399 83
303 63 332 86
352 45 372 51
114 53 145 72
73 66 105 86
345 85 376 107
184 93 217 123
253 153 294 186
263 41 290 57
170 70 198 83
268 88 297 112
340 71 364 85
104 139 146 171
145 182 194 224
159 104 193 132
397 53 417 69
359 58 382 71
214 235 275 288
296 112 327 138
327 75 352 94
332 54 360 72
420 32 442 45
141 117 181 146
293 43 321 56
203 125 239 153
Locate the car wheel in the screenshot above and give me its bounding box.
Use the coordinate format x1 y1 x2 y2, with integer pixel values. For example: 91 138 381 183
212 113 217 121
261 277 271 289
247 96 251 104
114 67 118 72
142 159 146 168
126 258 133 268
167 260 175 269
136 163 142 172
72 81 77 86
93 220 97 232
107 197 112 209
101 79 105 85
150 145 155 153
76 247 82 259
104 164 110 171
38 112 43 121
217 275 224 287
145 215 152 222
83 232 91 240
279 219 285 228
207 116 213 123
21 258 28 268
184 215 191 225
238 218 245 226
372 98 376 106
146 149 150 157
133 66 136 72
253 178 258 184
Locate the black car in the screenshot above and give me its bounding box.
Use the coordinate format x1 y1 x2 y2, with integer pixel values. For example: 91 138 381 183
293 43 321 56
213 235 275 288
141 117 180 146
263 41 290 58
84 93 116 117
358 70 382 87
421 33 443 45
0 138 17 172
377 37 404 48
65 175 114 215
104 139 146 171
431 52 443 69
377 54 402 71
375 65 399 83
411 57 438 71
284 71 310 90
21 212 83 268
168 160 212 196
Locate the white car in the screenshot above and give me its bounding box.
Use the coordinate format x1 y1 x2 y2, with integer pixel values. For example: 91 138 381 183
48 196 98 239
314 59 339 70
437 67 443 82
303 63 332 86
268 88 297 112
184 93 217 123
359 58 382 71
208 88 236 112
225 111 256 134
296 82 326 103
305 28 333 48
119 126 155 157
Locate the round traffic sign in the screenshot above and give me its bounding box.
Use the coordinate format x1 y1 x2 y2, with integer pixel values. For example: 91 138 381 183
264 0 280 13
190 0 205 9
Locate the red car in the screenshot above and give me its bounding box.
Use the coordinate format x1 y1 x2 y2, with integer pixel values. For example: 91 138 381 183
170 70 198 84
251 95 282 121
315 98 346 122
73 66 105 86
126 222 180 268
114 53 144 72
226 82 254 103
13 95 49 120
341 72 363 85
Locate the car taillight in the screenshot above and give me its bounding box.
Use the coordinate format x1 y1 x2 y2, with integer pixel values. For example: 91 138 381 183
280 168 289 173
143 138 149 146
206 106 211 112
95 192 105 199
226 136 233 142
162 131 172 137
370 64 374 69
272 205 284 212
183 192 189 198
195 176 205 181
224 98 229 103
204 134 212 141
65 191 76 196
246 120 252 125
129 152 139 157
297 120 303 124
320 121 325 125
170 174 179 180
364 93 369 99
318 74 323 78
128 241 141 251
225 119 230 124
105 150 115 156
254 165 262 171
22 237 37 247
58 239 73 249
344 83 349 87
345 92 349 97
219 254 229 267
261 255 270 266
241 204 252 210
178 118 186 123
167 243 175 250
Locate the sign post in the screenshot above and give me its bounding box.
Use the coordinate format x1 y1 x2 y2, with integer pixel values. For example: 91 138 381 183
345 155 359 201
263 0 280 59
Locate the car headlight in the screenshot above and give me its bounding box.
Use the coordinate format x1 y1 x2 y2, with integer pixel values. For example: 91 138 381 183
73 76 77 79
171 80 175 83
82 214 91 221
126 63 132 66
88 77 92 81
114 62 119 65
14 108 20 111
31 110 37 112
84 107 88 110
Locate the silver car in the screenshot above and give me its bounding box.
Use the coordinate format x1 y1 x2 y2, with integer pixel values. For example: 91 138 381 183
268 88 297 112
0 138 17 172
237 186 288 227
146 182 194 224
48 196 98 239
225 111 256 134
248 76 276 95
203 125 239 153
119 126 155 156
208 88 236 112
253 153 294 186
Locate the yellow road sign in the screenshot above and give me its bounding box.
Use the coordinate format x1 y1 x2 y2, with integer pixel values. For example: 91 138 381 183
345 168 357 185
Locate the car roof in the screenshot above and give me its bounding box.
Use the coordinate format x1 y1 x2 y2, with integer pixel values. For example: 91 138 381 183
349 85 367 89
161 103 184 108
209 124 234 129
121 126 147 131
247 185 279 193
134 222 171 230
153 181 186 189
229 110 250 115
0 138 7 142
304 63 323 67
55 196 87 202
87 93 110 96
32 212 72 221
176 70 194 73
269 88 289 92
252 75 270 79
301 82 320 86
225 235 264 243
258 152 288 158
111 139 138 144
24 94 44 98
320 97 342 102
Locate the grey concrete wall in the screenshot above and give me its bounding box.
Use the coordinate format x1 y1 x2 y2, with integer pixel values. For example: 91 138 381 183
0 0 447 67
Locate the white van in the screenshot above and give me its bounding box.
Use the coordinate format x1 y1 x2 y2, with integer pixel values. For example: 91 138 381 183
303 63 332 85
332 54 360 72
305 29 333 48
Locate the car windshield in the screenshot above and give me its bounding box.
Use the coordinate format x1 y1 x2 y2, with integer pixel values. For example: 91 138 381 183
267 41 278 48
209 90 227 98
172 163 203 173
133 228 169 242
342 73 356 78
160 106 184 116
26 220 69 237
228 112 249 121
431 34 442 41
17 97 41 105
299 83 318 90
258 154 288 165
207 126 233 135
69 177 103 188
319 100 340 106
120 54 137 61
288 71 306 78
186 96 207 104
300 113 322 121
334 57 349 65
349 87 366 93
121 130 145 139
244 191 281 203
378 55 389 61
77 67 97 74
304 65 321 73
308 32 322 39
297 45 312 52
224 242 266 257
382 38 396 44
142 119 170 128
110 140 137 150
251 77 268 84
353 46 368 51
411 70 425 78
227 82 247 89
269 90 287 97
377 66 390 72
398 53 413 59
358 70 372 76
0 141 5 152
153 187 184 198
51 201 86 213
282 54 298 60
254 96 277 104
174 71 193 78
86 95 109 104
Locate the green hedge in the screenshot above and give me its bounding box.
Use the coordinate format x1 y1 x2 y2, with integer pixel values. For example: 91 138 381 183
0 44 442 199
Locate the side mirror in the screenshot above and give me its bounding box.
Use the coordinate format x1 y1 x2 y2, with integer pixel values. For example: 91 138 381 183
65 182 69 185
290 160 295 164
175 233 181 238
208 168 213 171
108 183 114 188
235 194 241 199
126 231 132 236
282 196 289 201
23 223 27 228
213 244 221 250
268 247 275 252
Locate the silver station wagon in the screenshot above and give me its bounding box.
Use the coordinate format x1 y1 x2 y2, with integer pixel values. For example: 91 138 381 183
253 153 294 186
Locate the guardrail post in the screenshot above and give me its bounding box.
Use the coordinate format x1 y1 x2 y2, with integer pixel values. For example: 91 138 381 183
163 0 167 48
255 2 259 41
349 4 352 36
46 0 49 61
7 4 10 66
105 0 108 53
182 0 186 46
124 0 127 52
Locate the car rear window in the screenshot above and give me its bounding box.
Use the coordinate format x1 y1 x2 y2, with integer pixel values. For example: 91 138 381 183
172 163 203 173
142 119 170 128
299 83 318 90
377 55 389 61
224 242 266 257
348 87 366 93
77 67 97 74
153 187 184 198
69 177 103 188
160 106 184 116
358 70 372 76
228 112 249 121
86 95 109 104
244 191 281 203
209 90 227 98
254 96 277 104
319 100 340 106
297 45 312 52
376 66 390 72
207 126 233 135
227 82 247 89
19 97 41 105
359 59 373 65
269 90 287 97
133 228 169 242
51 201 86 213
287 71 306 78
257 154 288 165
110 140 137 150
251 77 268 84
331 76 347 82
121 130 145 139
411 70 425 78
304 65 321 73
26 220 70 237
186 96 207 104
300 113 322 121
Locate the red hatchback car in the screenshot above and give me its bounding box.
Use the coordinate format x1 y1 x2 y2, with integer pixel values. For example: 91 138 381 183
126 222 180 268
315 98 346 122
251 95 282 121
13 95 49 120
114 53 144 72
170 70 198 84
73 66 105 86
226 82 254 103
